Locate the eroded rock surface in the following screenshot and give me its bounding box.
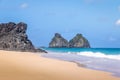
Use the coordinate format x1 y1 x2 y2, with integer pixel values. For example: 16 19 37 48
49 33 90 48
49 33 69 48
0 22 46 53
69 34 90 48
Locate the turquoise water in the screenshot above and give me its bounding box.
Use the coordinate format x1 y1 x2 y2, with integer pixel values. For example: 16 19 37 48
44 48 120 55
42 48 120 77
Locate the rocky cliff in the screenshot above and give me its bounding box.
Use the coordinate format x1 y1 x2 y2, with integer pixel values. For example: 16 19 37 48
49 33 69 48
49 33 90 48
69 34 90 48
0 22 46 53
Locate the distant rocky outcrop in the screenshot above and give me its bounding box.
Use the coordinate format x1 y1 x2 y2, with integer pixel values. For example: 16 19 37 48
69 34 90 48
0 22 46 53
49 33 90 48
49 33 69 48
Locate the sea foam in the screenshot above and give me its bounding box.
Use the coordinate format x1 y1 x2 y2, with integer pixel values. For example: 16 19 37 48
74 51 120 60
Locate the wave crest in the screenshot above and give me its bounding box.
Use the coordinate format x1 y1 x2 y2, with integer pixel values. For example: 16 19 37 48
71 51 120 60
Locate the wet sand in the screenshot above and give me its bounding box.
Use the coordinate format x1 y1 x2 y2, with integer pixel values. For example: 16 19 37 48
0 50 120 80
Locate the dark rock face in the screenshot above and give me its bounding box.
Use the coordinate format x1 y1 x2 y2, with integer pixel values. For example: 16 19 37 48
69 34 90 48
0 22 46 53
49 33 69 48
49 33 90 48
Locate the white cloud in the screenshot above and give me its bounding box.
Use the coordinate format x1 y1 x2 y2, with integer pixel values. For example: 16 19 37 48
115 19 120 26
20 3 28 9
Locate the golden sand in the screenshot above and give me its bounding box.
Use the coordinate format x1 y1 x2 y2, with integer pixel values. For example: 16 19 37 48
0 50 120 80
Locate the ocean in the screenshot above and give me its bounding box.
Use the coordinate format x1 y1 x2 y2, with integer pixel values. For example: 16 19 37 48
42 48 120 77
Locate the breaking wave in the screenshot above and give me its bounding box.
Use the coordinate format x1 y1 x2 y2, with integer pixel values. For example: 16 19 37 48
69 51 120 60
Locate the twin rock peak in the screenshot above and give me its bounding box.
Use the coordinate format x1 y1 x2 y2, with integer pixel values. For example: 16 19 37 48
49 33 90 48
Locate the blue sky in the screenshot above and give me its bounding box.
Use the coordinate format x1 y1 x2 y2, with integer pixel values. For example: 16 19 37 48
0 0 120 48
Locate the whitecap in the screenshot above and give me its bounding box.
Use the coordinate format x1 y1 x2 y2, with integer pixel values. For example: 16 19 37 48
71 51 120 60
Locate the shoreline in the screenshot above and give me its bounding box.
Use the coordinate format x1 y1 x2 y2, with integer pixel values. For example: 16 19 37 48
42 51 120 77
42 55 119 78
0 50 120 80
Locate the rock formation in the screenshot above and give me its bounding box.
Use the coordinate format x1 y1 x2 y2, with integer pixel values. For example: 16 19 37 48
69 34 90 48
49 33 90 48
0 22 46 53
49 33 69 48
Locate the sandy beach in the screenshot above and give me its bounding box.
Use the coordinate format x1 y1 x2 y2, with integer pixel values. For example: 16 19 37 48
0 50 120 80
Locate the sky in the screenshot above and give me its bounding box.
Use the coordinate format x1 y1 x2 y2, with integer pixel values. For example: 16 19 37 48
0 0 120 48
